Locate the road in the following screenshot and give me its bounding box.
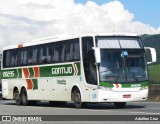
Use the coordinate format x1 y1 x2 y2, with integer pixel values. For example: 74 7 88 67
0 99 160 123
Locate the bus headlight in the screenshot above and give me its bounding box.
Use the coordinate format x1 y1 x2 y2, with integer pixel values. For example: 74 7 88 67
140 86 148 90
98 86 112 91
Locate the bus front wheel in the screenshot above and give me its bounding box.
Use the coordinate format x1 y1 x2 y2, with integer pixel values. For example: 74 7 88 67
73 89 86 108
114 102 126 108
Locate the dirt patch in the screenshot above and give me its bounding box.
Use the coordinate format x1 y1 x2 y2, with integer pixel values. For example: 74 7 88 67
148 85 160 102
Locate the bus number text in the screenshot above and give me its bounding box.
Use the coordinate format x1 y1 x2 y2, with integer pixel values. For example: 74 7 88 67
3 71 14 78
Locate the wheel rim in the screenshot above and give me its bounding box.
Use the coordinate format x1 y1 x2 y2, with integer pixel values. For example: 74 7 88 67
22 93 27 104
14 91 20 104
74 92 81 104
21 89 28 105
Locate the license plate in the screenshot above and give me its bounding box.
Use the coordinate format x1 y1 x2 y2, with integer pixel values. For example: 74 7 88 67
123 94 131 98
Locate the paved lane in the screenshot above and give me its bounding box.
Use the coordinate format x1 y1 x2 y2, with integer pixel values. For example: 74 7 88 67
0 99 160 124
0 100 160 115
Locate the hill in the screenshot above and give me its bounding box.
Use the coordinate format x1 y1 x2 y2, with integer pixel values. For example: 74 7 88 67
141 34 160 64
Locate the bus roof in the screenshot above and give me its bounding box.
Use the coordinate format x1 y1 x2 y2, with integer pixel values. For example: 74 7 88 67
3 33 139 50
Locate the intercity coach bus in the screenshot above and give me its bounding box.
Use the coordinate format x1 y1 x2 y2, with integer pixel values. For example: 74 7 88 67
1 33 156 108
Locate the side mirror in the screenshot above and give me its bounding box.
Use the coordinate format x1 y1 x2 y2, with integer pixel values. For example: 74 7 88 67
145 47 157 64
92 47 101 63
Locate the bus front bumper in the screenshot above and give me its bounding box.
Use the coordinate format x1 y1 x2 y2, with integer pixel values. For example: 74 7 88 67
97 89 148 102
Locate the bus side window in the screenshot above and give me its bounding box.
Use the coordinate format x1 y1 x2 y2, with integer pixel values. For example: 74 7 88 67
4 51 11 67
65 39 80 61
55 42 65 62
65 42 71 61
61 43 65 62
20 49 27 66
47 46 52 63
11 50 20 67
52 39 80 63
53 45 60 62
28 47 39 65
33 48 39 64
28 49 33 64
40 46 52 64
40 47 47 64
71 41 80 60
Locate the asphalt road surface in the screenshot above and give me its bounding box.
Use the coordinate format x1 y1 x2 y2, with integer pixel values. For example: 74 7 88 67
0 99 160 124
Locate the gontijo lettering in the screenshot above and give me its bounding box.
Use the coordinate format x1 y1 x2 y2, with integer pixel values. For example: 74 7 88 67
52 67 72 75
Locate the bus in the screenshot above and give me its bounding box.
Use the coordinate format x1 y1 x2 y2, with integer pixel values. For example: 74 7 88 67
1 33 156 108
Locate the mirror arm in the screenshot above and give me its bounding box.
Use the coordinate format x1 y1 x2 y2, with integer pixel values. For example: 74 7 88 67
92 47 101 63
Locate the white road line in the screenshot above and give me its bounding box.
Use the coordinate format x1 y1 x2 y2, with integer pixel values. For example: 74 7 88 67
129 112 160 115
49 107 111 112
0 104 111 112
14 105 111 112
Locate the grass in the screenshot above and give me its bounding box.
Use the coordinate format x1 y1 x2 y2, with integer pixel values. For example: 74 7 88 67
148 64 160 84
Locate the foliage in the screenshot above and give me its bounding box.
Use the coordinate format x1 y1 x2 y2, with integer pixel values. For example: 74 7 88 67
148 64 160 84
141 34 160 84
141 34 160 64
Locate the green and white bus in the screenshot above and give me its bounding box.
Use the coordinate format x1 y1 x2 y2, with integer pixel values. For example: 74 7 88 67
1 33 156 108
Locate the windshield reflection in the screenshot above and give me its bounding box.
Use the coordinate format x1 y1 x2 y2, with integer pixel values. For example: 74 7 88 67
99 50 148 83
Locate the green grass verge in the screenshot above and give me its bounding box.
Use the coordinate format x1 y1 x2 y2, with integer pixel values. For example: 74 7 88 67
148 64 160 84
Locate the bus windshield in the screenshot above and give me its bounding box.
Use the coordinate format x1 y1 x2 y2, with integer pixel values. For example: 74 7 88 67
99 50 148 83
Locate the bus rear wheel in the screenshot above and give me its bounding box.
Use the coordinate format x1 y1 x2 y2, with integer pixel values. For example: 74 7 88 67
21 88 28 106
73 89 86 108
14 89 22 105
21 88 37 106
114 102 126 108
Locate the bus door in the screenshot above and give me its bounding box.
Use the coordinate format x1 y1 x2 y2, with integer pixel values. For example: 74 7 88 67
82 37 98 102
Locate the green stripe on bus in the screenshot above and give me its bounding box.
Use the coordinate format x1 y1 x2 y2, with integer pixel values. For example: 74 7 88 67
1 69 18 79
40 63 81 77
29 68 34 78
99 82 114 87
17 69 22 78
99 81 149 88
1 63 81 79
32 79 38 90
76 63 81 75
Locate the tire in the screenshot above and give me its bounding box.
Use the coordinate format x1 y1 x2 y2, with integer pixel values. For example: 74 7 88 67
114 102 126 108
14 89 22 105
21 88 28 106
73 89 86 108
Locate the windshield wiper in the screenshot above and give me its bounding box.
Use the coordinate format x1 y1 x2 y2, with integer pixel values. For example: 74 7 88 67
130 71 139 83
114 68 123 83
127 66 139 83
100 70 110 73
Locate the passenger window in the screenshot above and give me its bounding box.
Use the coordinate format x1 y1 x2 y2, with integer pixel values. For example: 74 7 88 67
65 39 80 61
53 44 61 62
4 51 11 67
40 46 52 64
20 49 27 66
11 50 20 67
28 47 39 65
